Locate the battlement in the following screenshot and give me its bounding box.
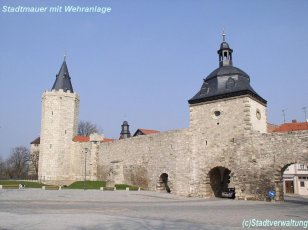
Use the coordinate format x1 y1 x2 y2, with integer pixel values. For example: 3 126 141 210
42 89 79 99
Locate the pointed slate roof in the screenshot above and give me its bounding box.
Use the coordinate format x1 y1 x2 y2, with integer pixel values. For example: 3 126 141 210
51 59 74 92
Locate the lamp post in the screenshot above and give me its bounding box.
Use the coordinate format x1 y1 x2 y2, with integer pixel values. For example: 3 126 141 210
282 109 286 123
84 148 88 190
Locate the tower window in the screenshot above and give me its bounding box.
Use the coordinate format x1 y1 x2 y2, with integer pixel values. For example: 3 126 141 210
201 83 210 95
300 181 305 187
226 77 235 89
223 51 228 60
50 144 52 149
211 109 223 120
214 111 221 117
256 109 261 120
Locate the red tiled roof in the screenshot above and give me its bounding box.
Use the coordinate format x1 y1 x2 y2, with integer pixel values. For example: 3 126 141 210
133 129 160 136
101 138 114 143
73 136 90 142
272 122 308 133
73 135 114 143
267 123 279 133
30 137 40 144
139 129 160 135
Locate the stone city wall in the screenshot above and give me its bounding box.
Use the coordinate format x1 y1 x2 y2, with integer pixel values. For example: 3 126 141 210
36 91 307 200
97 128 192 195
191 129 308 200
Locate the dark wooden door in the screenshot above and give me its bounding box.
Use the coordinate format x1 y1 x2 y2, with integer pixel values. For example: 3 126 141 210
285 181 294 194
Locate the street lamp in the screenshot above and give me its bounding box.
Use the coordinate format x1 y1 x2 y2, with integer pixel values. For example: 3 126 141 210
303 107 307 122
84 148 88 190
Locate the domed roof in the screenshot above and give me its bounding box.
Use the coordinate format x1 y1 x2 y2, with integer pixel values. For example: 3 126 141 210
206 65 249 81
188 38 266 105
220 41 231 50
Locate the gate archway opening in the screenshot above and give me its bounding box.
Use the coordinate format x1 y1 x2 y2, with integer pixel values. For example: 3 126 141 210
156 173 171 193
280 163 308 197
208 166 232 198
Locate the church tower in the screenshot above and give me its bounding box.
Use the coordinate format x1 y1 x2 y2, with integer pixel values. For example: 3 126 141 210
119 121 131 139
38 58 80 185
189 33 267 135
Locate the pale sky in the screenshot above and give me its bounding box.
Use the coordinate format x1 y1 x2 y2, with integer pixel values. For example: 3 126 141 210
0 0 308 158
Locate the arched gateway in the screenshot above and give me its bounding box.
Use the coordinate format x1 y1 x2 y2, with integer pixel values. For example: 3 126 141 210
156 173 171 193
274 159 308 200
34 33 308 201
208 167 232 197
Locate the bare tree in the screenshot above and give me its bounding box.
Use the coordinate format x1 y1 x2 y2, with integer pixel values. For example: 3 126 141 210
78 121 100 136
6 146 30 179
0 156 7 179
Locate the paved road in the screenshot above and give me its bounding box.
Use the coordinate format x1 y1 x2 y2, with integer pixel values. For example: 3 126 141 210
0 189 307 230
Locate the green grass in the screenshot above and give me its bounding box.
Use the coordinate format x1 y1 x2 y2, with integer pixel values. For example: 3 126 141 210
0 180 45 188
66 181 141 190
66 181 106 189
115 184 140 190
0 180 142 190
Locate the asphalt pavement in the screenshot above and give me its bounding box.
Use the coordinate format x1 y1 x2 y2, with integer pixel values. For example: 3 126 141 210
0 189 307 230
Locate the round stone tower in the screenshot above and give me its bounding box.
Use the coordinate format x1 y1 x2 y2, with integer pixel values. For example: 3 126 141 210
38 58 80 185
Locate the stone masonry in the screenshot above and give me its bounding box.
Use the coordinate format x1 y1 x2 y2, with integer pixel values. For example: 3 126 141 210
36 37 308 201
92 95 307 201
38 89 79 185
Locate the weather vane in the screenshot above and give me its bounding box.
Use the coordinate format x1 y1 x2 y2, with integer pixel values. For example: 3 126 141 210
222 28 226 42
